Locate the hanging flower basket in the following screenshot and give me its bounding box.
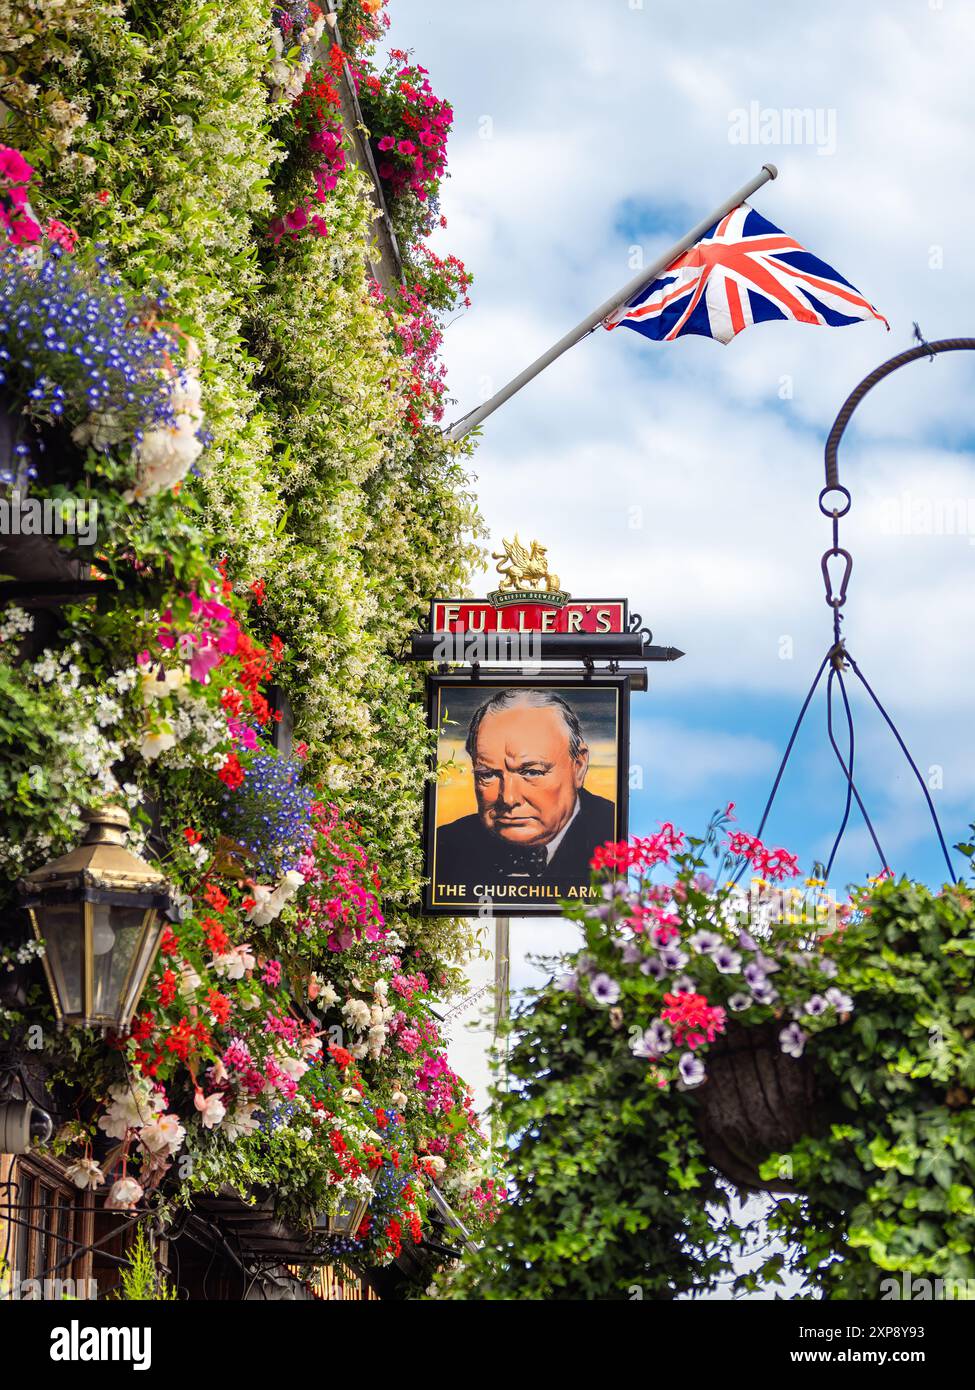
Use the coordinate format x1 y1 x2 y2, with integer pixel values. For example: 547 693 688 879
692 1020 832 1192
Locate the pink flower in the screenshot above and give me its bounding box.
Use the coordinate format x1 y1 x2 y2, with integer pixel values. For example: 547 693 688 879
46 218 78 253
188 642 221 683
397 139 417 156
377 135 396 151
0 145 33 186
285 204 308 231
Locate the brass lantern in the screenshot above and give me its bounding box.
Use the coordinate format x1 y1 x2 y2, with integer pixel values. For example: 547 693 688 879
18 805 171 1033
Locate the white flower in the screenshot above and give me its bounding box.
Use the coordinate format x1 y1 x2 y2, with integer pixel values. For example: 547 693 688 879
279 1055 309 1082
140 722 177 761
317 981 340 1007
193 1091 227 1130
245 870 304 927
179 964 201 999
127 413 204 501
140 666 186 703
97 1080 164 1139
211 944 255 980
105 1176 143 1210
390 1087 408 1110
139 1113 186 1156
65 1157 104 1191
222 1103 260 1142
343 997 372 1031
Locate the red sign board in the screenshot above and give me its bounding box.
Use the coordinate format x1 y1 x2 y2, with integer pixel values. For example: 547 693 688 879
430 599 627 635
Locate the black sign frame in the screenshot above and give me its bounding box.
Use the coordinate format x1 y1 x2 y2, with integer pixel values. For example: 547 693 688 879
422 671 631 917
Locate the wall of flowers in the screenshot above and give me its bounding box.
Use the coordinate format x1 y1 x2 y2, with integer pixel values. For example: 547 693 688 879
0 0 503 1284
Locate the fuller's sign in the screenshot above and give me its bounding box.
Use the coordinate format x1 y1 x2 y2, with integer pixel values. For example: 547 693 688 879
420 534 641 917
430 599 628 634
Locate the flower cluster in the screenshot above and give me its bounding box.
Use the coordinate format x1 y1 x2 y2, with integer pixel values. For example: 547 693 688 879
368 248 472 427
0 152 204 495
0 145 43 248
564 809 857 1092
269 56 347 245
359 51 452 227
267 2 329 103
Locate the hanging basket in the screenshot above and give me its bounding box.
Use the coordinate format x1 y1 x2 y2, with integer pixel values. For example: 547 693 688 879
693 1020 832 1193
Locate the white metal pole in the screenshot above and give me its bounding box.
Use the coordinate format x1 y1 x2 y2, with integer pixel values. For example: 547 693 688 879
493 914 509 1035
445 163 778 442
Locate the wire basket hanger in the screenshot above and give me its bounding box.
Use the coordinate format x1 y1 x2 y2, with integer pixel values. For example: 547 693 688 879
737 334 975 886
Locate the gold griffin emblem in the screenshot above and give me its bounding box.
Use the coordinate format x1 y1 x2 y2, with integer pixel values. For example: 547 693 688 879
488 535 568 606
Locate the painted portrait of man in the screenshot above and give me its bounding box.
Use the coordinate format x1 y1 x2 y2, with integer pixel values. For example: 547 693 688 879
431 686 619 906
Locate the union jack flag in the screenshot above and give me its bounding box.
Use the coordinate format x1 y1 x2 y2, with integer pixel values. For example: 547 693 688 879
605 205 888 345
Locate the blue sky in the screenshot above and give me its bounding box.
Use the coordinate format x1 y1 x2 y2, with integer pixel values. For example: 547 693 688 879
382 0 975 1005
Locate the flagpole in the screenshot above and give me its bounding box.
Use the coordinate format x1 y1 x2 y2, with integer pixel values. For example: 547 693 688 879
445 163 778 443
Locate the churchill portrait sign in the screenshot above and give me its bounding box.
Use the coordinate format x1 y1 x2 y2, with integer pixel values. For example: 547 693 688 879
424 676 629 916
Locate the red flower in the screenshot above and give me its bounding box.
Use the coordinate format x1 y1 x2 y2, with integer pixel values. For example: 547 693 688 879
218 753 245 790
203 883 229 913
328 1044 353 1070
158 968 178 1007
159 926 181 957
202 916 230 957
661 992 726 1050
249 578 266 606
183 826 202 845
206 989 231 1026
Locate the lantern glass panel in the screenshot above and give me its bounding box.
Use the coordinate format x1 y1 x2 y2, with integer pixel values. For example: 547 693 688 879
119 909 164 1028
40 901 85 1017
90 902 147 1022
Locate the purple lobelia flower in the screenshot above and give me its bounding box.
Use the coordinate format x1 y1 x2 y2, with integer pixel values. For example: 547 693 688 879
825 986 854 1013
727 992 751 1012
804 994 828 1017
